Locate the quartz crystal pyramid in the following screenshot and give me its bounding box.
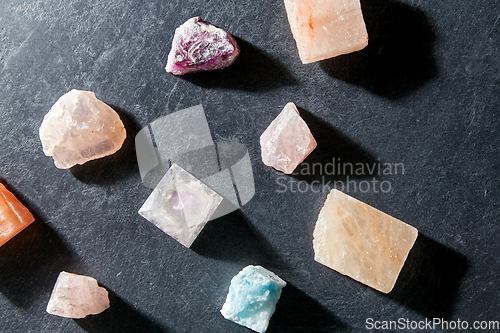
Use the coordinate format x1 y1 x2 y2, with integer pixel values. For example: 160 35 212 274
46 271 110 318
221 265 286 333
39 89 127 169
138 163 223 248
284 0 368 64
165 17 240 75
313 189 418 293
0 183 35 247
260 102 317 174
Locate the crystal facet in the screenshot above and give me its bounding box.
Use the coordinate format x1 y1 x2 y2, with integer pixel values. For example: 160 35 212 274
165 17 240 75
221 265 286 333
138 163 223 248
284 0 368 64
46 271 110 319
39 89 127 169
0 183 35 247
313 189 418 293
260 102 317 174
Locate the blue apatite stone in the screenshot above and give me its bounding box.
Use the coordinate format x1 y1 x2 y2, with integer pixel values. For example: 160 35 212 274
220 265 286 332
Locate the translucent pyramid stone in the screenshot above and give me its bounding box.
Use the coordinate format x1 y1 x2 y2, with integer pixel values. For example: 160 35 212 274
284 0 368 64
221 265 286 333
0 183 35 247
46 271 110 319
260 102 317 174
165 17 240 75
313 189 418 293
138 163 223 248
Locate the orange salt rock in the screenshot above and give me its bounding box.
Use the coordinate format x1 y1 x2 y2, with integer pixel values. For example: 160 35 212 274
284 0 368 64
0 183 35 247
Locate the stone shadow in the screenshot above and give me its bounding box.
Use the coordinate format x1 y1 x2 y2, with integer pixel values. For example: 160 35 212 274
269 282 350 333
0 183 77 307
180 37 298 92
291 107 379 183
320 0 437 99
386 233 468 319
191 210 288 270
75 289 168 333
70 106 140 185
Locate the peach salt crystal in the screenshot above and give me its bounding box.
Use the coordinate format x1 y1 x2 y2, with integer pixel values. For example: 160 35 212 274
313 189 418 293
260 102 317 174
46 271 110 318
284 0 368 64
0 183 35 247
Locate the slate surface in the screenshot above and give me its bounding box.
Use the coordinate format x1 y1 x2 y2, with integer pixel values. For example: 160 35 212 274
0 0 499 332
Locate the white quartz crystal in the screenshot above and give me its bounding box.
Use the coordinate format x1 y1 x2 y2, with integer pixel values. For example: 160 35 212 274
46 271 110 318
138 163 223 248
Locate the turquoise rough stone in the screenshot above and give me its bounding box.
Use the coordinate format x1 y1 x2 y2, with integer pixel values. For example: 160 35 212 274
220 265 286 332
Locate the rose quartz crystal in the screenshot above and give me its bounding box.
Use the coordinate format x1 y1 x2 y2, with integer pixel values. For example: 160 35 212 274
313 189 418 293
39 89 127 169
138 163 223 248
46 271 110 318
260 102 317 174
284 0 368 64
0 183 35 247
165 17 240 75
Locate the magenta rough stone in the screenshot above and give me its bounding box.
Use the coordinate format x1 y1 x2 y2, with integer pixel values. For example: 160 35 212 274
165 17 240 75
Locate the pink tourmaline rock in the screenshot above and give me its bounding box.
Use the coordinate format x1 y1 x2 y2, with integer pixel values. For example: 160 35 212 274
284 0 368 64
260 102 317 174
0 183 35 247
313 189 418 293
46 271 110 318
138 163 223 248
39 89 127 169
165 17 240 75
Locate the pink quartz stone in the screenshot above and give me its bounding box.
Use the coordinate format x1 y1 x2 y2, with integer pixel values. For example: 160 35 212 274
46 271 110 318
284 0 368 64
260 102 317 174
165 17 240 75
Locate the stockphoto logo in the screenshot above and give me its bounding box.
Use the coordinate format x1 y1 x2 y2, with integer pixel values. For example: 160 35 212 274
276 159 405 194
135 104 255 219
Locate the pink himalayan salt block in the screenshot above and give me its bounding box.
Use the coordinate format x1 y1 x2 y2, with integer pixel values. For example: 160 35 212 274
284 0 368 64
165 17 240 75
313 189 418 293
46 271 110 318
260 102 317 174
0 183 35 247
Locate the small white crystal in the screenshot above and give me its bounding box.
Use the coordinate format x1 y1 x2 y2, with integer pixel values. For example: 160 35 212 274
46 271 110 319
39 89 126 169
138 163 223 248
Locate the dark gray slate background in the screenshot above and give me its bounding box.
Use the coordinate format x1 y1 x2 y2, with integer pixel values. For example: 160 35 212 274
0 0 499 332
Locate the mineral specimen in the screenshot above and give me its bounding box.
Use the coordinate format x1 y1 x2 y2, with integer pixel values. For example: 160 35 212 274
165 17 240 75
284 0 368 64
313 189 418 293
39 89 127 169
138 163 223 248
260 102 317 174
46 271 110 318
0 183 35 247
221 265 286 333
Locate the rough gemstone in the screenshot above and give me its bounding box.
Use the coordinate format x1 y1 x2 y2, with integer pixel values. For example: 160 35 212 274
260 102 317 174
284 0 368 64
138 163 223 248
39 89 127 169
46 271 110 318
221 265 286 333
313 189 418 293
0 183 35 247
165 17 240 75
